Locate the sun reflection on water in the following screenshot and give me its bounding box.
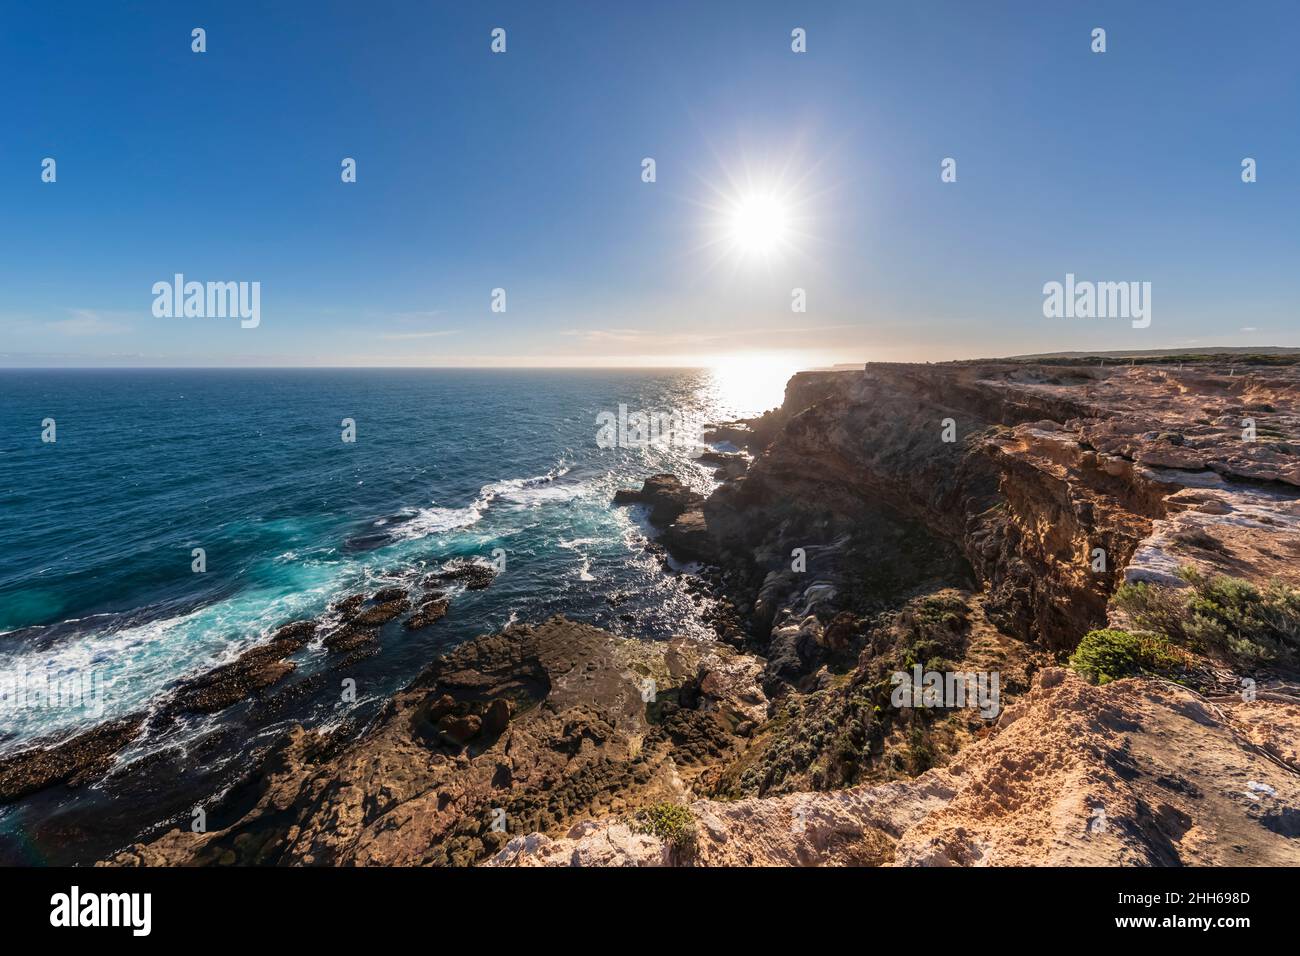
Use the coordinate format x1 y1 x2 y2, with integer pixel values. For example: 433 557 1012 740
705 353 805 420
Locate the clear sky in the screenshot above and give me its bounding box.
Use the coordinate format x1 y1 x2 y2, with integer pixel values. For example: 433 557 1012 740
2 1 1297 368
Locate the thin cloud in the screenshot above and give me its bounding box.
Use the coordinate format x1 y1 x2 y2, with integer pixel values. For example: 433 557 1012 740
47 309 131 336
561 324 853 347
562 328 726 346
379 329 460 341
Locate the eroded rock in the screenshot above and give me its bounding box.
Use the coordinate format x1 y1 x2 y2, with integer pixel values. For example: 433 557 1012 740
0 716 146 804
108 617 752 867
613 474 704 527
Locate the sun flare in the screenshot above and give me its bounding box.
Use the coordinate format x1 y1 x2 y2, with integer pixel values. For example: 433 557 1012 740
693 153 818 273
727 192 791 257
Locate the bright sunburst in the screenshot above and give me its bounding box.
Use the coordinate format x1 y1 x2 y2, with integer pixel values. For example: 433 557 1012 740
726 192 791 257
690 150 822 273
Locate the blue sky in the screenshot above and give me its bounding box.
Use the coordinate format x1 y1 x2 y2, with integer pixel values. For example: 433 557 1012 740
1 1 1297 368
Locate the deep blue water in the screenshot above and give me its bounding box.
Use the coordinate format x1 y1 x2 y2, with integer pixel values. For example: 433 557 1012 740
0 368 785 760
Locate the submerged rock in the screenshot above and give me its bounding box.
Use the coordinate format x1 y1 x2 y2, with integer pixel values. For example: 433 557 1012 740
404 598 449 630
165 636 305 716
0 715 146 804
323 625 379 654
351 598 410 627
426 561 497 591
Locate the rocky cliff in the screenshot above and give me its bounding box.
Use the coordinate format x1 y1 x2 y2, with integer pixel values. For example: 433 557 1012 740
694 362 1296 653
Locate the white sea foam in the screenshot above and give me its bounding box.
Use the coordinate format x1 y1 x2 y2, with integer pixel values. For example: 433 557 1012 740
391 501 490 540
0 576 342 756
392 466 580 542
558 537 599 582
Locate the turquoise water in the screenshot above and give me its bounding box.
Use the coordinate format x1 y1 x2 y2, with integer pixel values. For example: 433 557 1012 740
0 368 778 757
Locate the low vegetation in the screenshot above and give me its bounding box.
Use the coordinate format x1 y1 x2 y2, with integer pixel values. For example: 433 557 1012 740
1111 568 1300 671
630 803 697 859
1068 628 1181 685
714 593 975 798
988 352 1300 368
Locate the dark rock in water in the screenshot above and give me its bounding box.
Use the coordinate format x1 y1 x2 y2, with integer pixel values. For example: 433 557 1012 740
428 561 497 590
166 636 305 716
0 715 146 803
272 620 317 642
612 473 704 527
701 422 757 448
323 626 379 654
405 598 449 630
696 450 749 480
328 644 381 670
696 450 738 466
257 671 330 717
351 598 410 626
331 594 366 619
661 508 713 561
371 586 408 604
697 451 749 480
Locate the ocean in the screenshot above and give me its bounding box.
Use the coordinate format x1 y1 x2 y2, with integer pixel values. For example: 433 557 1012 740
0 368 784 760
0 367 792 860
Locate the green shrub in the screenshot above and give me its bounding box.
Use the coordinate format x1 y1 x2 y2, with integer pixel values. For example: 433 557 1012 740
630 803 697 857
1112 569 1300 670
1068 628 1179 685
1111 582 1188 642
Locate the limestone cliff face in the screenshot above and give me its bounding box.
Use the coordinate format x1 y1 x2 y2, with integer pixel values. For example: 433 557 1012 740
689 362 1300 655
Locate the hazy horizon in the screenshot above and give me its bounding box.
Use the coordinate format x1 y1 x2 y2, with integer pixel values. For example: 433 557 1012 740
5 343 1297 372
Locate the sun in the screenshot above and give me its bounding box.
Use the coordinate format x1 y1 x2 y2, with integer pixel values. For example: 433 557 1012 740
689 150 820 273
727 192 791 257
